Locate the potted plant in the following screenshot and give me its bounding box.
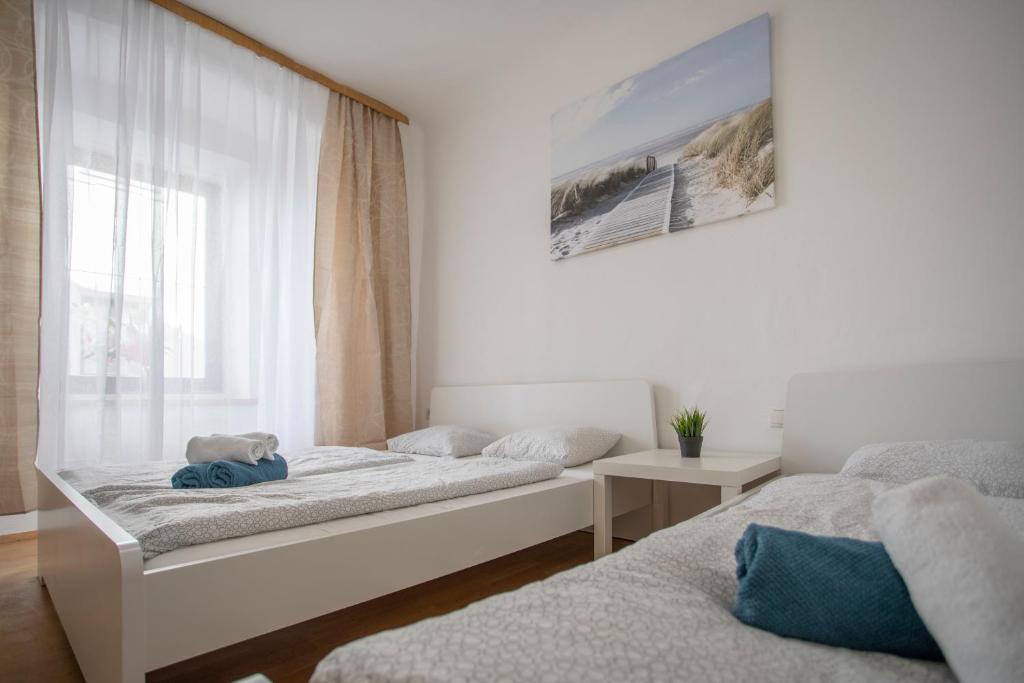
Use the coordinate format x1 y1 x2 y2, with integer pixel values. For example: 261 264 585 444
670 407 707 458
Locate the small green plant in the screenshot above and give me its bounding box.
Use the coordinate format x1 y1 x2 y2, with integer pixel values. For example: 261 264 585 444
670 407 708 437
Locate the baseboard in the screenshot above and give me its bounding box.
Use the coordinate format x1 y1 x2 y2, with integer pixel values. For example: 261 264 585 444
0 510 38 536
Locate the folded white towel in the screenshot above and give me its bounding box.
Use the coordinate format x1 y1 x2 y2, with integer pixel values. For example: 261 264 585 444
186 435 266 465
215 432 279 461
873 476 1024 683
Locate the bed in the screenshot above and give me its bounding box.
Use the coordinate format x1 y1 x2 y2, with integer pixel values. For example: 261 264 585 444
310 359 1024 683
36 379 658 683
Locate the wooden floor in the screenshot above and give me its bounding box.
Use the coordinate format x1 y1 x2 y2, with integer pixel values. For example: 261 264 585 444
0 531 628 683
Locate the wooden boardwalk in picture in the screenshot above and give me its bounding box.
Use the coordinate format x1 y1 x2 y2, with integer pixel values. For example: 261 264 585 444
580 164 678 253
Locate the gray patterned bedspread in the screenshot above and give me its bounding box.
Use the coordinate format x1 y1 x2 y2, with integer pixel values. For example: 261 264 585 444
61 448 562 559
312 475 972 683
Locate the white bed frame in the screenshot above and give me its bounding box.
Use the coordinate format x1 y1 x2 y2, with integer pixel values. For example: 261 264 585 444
664 359 1024 520
299 358 1024 681
37 379 657 683
782 359 1024 473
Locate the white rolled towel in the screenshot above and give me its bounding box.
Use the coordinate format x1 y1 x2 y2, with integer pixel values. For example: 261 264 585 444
186 435 266 465
215 432 280 461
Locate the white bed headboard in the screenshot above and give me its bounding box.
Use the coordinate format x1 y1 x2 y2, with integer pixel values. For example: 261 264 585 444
782 359 1024 474
429 380 657 456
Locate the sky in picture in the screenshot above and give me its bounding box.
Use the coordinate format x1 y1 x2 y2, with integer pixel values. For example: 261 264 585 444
552 14 771 178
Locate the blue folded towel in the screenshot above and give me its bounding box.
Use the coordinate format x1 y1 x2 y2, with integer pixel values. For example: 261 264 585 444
733 523 942 661
171 462 214 489
172 454 288 489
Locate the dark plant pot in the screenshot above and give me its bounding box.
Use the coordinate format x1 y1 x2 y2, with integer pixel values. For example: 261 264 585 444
678 435 703 458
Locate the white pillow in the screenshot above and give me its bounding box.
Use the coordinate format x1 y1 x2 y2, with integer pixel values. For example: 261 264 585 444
481 427 620 467
386 426 496 458
840 439 1024 498
873 476 1024 683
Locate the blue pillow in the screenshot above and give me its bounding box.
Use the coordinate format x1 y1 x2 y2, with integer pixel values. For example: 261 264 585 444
734 523 942 661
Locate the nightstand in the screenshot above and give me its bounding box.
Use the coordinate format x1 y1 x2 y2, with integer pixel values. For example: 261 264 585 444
591 449 781 558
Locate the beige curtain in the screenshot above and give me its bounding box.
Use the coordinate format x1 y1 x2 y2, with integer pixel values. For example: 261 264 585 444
0 0 40 514
314 93 412 449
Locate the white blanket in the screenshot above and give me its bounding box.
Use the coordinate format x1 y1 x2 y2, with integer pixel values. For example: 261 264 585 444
313 475 964 683
61 448 562 559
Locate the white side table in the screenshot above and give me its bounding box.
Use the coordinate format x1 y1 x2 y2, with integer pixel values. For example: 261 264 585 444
591 449 781 558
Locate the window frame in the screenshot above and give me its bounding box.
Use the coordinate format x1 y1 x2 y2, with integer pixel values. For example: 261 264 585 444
65 154 226 396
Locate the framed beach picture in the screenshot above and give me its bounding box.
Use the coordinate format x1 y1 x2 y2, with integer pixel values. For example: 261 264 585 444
551 14 774 260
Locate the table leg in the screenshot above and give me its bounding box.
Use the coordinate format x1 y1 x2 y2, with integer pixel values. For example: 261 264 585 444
720 485 742 504
651 480 670 531
594 474 613 559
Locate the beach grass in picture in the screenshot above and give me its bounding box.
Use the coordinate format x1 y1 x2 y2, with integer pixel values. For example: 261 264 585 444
551 14 774 260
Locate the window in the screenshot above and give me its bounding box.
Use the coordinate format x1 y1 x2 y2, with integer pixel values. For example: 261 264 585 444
67 165 221 392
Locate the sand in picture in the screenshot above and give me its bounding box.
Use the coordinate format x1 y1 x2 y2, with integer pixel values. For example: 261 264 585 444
551 14 775 260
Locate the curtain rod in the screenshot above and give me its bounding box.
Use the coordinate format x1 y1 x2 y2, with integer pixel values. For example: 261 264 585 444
149 0 410 125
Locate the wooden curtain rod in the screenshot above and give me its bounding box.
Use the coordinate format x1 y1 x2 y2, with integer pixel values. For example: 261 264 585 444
148 0 410 125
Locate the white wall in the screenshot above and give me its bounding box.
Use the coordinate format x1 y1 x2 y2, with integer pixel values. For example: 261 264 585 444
415 0 1024 453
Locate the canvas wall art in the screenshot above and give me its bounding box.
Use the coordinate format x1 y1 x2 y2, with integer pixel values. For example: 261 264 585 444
551 14 774 260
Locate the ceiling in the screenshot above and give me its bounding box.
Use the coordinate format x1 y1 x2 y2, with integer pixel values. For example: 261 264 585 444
185 0 624 124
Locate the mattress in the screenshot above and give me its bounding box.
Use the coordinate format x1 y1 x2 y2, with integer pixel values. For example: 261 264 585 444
61 448 564 560
144 460 596 570
312 474 971 683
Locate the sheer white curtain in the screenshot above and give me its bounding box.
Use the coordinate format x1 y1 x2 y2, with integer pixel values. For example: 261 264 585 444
34 0 329 468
